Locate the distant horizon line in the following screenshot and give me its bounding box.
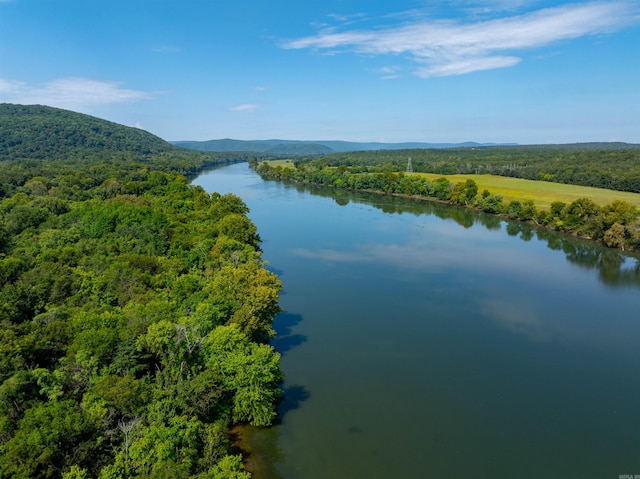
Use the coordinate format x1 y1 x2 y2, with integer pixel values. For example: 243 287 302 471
171 138 640 146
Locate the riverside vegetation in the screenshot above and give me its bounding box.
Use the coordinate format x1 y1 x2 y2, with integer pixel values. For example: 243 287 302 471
252 157 640 253
2 102 639 477
0 104 283 478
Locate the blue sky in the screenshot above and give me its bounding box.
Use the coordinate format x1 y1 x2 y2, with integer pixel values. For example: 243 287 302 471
1 0 639 144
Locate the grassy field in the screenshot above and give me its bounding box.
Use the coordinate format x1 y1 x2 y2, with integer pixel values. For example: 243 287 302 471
414 173 640 209
261 161 640 209
264 159 296 168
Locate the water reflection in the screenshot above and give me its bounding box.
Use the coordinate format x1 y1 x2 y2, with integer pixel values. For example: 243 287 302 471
280 180 640 289
196 165 640 479
537 229 640 287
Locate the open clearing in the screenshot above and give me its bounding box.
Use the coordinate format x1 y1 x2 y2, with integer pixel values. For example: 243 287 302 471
414 173 640 209
264 159 296 168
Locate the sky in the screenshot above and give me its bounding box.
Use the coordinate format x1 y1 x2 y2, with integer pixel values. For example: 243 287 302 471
1 0 639 144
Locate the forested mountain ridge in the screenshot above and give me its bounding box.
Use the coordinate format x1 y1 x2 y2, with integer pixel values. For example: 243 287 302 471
172 138 516 153
173 138 639 155
173 139 334 155
0 105 282 478
0 103 181 160
0 104 257 200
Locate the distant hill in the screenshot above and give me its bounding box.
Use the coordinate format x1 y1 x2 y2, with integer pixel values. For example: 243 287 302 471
510 142 640 151
172 138 516 154
171 139 333 155
0 103 180 161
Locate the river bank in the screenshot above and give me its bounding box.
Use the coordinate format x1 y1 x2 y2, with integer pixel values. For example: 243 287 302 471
193 163 640 478
251 160 640 254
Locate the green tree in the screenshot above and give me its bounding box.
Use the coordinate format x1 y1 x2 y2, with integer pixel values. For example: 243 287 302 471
603 222 627 250
216 214 261 249
433 178 452 200
197 455 251 479
203 325 282 426
480 194 505 214
603 200 638 227
1 400 96 478
209 263 282 342
507 200 523 219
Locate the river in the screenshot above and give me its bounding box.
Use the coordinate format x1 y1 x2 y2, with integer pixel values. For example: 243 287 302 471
194 162 640 479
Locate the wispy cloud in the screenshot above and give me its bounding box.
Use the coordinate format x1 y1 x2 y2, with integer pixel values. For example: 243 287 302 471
282 1 639 77
452 0 543 15
326 12 367 25
0 77 159 110
230 103 259 112
378 65 402 79
153 45 182 53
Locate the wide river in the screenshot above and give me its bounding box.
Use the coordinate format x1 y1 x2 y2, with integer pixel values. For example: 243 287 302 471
194 163 640 479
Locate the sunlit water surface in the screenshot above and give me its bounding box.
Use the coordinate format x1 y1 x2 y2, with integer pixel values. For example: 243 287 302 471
194 163 640 479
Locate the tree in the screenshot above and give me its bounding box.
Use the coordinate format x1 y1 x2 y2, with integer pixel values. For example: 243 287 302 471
198 455 251 479
216 214 261 249
0 106 282 478
604 222 627 250
203 325 282 426
507 200 523 219
603 200 638 227
480 194 505 214
62 465 90 479
209 263 282 342
1 400 97 478
209 194 250 221
565 198 602 235
433 178 452 200
521 200 537 221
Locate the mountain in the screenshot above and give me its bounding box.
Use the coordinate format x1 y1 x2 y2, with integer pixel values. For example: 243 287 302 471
172 139 333 155
0 103 181 161
172 138 515 154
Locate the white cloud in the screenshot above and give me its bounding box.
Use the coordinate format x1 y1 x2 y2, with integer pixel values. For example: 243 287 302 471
452 0 543 15
416 55 521 77
282 1 639 77
153 45 182 53
326 12 368 25
378 65 401 79
230 103 258 112
0 77 159 111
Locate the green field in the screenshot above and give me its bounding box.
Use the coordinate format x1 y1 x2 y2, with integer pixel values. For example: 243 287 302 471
261 160 640 209
414 173 640 209
265 159 296 168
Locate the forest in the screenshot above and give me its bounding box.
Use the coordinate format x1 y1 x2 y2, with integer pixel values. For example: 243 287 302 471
293 144 640 193
2 102 639 476
0 104 282 478
252 159 640 253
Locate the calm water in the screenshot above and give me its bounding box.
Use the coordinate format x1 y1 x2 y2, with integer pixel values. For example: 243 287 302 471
194 163 640 479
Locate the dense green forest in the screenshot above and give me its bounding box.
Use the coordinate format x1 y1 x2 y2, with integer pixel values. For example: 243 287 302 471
293 145 640 193
252 160 640 253
0 104 282 478
0 104 177 160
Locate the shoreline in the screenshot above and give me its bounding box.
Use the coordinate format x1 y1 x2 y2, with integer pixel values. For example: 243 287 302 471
253 169 640 256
